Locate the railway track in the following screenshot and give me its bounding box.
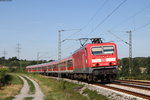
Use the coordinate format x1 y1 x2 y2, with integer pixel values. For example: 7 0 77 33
44 75 150 99
112 82 150 91
115 80 150 87
117 80 150 84
94 83 150 99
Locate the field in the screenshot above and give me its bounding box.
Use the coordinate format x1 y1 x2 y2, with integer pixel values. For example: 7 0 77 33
27 73 108 100
0 74 23 100
0 73 108 100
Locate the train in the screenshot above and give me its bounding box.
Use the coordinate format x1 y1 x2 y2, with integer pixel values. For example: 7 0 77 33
26 38 118 82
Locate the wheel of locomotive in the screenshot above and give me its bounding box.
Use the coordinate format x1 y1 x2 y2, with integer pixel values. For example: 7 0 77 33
83 74 87 82
74 74 77 80
70 74 74 80
87 74 93 83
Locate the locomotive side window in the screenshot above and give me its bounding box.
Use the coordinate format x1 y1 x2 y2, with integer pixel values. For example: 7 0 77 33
103 46 114 54
91 46 102 55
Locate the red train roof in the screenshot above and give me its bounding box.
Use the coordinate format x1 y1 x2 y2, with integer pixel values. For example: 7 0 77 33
26 57 72 69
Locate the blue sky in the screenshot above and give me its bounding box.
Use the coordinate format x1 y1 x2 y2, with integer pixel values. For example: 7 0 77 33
0 0 150 60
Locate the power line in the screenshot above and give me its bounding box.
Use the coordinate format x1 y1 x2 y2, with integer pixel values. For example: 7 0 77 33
63 29 82 39
108 31 129 45
106 21 150 45
98 2 150 41
133 22 150 32
86 0 127 37
2 49 7 58
61 0 126 53
60 1 111 53
81 0 109 30
64 0 109 39
60 0 127 58
16 43 21 59
111 3 150 30
2 50 7 66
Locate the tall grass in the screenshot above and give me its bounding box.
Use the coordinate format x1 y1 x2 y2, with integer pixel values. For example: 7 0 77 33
83 88 108 100
28 74 87 100
0 74 23 100
27 74 108 100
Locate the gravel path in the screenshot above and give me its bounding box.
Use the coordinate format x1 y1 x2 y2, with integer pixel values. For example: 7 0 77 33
13 75 44 100
25 76 44 100
13 75 29 100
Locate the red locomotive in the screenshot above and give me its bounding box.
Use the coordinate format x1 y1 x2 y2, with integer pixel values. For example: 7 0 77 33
26 38 118 82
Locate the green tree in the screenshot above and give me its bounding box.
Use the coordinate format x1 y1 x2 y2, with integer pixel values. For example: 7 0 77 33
132 58 141 76
147 57 150 74
119 58 129 77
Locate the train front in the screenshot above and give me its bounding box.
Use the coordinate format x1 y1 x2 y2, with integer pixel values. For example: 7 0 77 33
87 42 118 82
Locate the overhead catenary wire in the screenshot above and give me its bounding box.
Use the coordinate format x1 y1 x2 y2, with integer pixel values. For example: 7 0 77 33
97 1 150 43
107 21 150 45
108 31 129 45
111 3 150 30
60 0 112 54
133 22 150 32
86 0 127 37
80 0 109 30
60 0 150 59
106 20 150 45
64 0 109 39
62 0 127 55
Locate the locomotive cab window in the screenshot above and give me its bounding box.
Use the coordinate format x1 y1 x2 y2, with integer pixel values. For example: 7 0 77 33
91 45 114 55
91 46 102 55
103 46 114 54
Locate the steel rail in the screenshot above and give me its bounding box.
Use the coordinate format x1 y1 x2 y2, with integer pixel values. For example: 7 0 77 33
115 80 150 87
117 80 150 84
94 83 150 100
112 82 150 91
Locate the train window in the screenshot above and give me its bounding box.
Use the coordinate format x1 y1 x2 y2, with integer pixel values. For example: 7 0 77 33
60 62 66 67
67 60 73 67
91 46 102 55
49 66 52 69
103 46 114 54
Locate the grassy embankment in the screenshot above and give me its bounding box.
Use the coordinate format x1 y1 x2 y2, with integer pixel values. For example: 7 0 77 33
0 67 9 87
82 88 108 100
0 74 23 100
27 73 108 100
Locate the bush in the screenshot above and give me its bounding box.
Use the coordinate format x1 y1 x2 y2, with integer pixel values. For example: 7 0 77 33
0 67 9 86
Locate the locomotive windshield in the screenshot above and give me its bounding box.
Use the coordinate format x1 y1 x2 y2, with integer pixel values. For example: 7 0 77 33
91 46 103 55
91 45 114 55
103 46 114 54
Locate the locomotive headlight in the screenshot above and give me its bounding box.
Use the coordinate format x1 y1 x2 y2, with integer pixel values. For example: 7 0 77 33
92 64 96 66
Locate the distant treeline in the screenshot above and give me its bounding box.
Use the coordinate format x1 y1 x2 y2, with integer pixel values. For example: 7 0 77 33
118 57 150 80
0 57 54 71
0 56 150 80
